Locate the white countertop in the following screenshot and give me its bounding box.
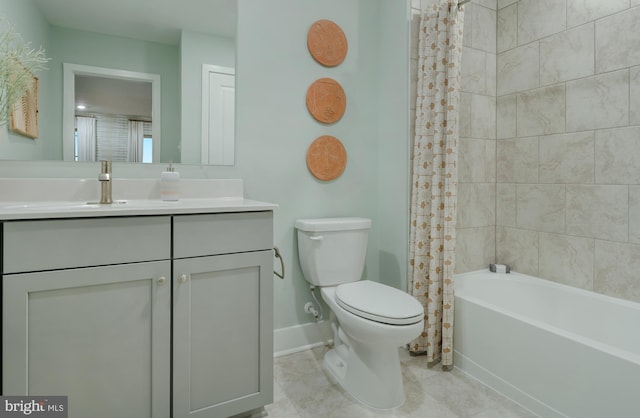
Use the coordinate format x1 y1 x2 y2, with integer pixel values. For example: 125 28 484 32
0 178 277 220
0 198 277 220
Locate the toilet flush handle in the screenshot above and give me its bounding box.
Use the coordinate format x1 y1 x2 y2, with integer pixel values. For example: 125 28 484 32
309 235 323 241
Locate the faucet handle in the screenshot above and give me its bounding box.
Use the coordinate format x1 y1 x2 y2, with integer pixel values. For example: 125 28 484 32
99 160 112 181
100 160 112 174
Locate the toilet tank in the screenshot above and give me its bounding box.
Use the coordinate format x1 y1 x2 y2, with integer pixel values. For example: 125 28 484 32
295 217 371 286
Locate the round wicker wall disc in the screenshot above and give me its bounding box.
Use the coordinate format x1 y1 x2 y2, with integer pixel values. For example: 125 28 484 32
306 135 347 181
306 78 346 124
307 19 348 67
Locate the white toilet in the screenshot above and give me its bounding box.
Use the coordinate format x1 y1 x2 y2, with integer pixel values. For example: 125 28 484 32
295 217 424 410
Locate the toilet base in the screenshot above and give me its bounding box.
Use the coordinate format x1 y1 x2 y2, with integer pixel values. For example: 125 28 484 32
323 340 406 410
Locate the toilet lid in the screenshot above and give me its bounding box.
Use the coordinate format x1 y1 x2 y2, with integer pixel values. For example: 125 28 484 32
335 280 424 325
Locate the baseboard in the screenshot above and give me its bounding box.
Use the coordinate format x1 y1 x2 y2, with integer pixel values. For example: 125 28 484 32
273 321 333 357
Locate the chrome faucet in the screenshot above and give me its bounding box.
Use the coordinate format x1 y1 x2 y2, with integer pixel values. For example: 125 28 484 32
99 160 113 204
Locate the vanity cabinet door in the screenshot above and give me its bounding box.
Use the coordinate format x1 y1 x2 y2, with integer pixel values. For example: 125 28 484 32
172 251 273 418
2 261 171 418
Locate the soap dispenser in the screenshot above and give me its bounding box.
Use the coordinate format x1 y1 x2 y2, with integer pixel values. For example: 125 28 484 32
160 162 180 201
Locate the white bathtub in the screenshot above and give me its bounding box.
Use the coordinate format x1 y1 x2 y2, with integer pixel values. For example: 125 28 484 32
453 270 640 418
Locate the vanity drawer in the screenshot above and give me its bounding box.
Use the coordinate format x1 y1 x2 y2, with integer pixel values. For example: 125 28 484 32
173 211 273 258
2 216 171 273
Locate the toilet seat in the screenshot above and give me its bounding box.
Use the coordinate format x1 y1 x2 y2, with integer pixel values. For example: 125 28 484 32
335 280 423 325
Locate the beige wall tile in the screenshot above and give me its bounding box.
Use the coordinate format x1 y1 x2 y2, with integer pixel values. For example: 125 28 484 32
410 57 418 109
458 183 496 228
496 226 539 276
459 139 495 182
567 0 629 28
516 184 565 232
497 94 516 139
596 7 640 73
473 0 498 10
462 47 492 95
496 183 516 227
595 126 640 184
410 8 421 60
566 70 629 131
518 0 566 45
497 43 539 95
539 233 594 290
486 52 497 96
540 23 595 86
455 226 496 273
630 186 640 244
459 92 472 138
497 137 538 183
566 185 629 241
539 131 595 184
629 66 640 124
484 139 496 181
468 4 497 53
595 240 640 302
470 94 497 139
517 84 566 136
498 0 517 9
497 4 517 53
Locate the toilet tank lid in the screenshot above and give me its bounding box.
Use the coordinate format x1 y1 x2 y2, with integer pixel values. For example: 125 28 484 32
295 217 372 232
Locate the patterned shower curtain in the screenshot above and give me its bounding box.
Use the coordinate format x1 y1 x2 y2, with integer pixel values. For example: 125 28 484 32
409 1 464 370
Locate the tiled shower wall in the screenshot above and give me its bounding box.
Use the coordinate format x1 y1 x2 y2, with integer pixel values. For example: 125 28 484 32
496 0 640 303
411 0 640 303
410 0 498 273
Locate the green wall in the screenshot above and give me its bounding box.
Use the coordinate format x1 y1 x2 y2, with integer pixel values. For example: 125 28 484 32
229 0 410 329
0 0 411 332
0 0 52 160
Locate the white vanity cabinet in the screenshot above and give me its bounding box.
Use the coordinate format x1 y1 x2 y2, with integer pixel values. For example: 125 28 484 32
172 212 273 418
2 209 274 418
2 216 172 418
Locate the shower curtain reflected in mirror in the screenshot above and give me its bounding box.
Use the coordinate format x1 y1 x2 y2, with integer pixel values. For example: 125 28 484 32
75 116 96 162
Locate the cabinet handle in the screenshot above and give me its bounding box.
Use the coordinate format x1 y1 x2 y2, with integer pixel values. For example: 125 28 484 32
157 277 167 286
179 274 188 284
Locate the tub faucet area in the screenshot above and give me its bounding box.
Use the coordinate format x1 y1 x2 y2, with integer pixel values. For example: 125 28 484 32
99 160 113 204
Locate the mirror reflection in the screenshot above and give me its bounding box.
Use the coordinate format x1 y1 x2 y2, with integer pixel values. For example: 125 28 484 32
0 0 237 165
65 64 160 163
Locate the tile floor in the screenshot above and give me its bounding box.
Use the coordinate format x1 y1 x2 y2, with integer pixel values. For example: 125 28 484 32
265 346 538 418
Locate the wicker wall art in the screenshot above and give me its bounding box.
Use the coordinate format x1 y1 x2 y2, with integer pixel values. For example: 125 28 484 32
306 135 347 181
305 77 346 124
307 19 348 67
10 74 39 139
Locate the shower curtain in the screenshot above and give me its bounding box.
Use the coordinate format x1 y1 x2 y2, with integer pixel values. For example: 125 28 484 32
409 0 464 370
127 120 145 163
75 116 96 162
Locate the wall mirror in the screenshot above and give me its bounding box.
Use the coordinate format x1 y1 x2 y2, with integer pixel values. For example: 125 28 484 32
1 0 237 165
63 64 161 163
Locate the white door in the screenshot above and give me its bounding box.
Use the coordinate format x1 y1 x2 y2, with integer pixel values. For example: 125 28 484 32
201 65 235 165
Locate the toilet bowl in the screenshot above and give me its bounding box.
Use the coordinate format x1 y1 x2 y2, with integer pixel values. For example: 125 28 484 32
295 217 424 409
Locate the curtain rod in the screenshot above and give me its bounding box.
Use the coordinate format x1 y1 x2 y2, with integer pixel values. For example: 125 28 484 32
457 0 471 6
